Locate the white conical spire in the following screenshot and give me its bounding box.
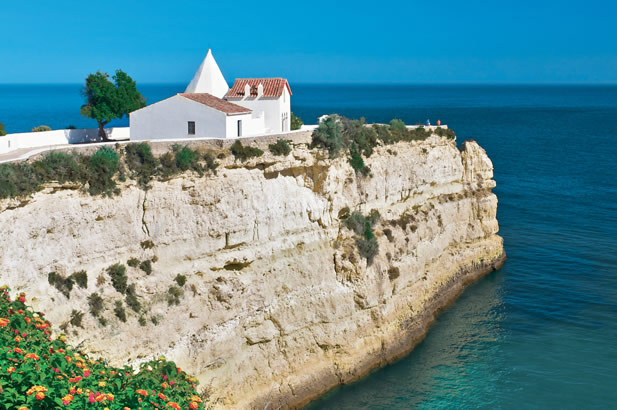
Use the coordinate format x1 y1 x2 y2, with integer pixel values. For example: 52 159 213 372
184 49 229 98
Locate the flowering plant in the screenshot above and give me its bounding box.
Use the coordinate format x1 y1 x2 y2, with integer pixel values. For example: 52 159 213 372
0 286 204 409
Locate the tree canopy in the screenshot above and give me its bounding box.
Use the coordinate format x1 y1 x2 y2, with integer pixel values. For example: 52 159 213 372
80 70 145 141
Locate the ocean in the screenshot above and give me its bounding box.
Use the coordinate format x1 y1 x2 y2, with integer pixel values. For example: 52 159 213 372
2 84 617 408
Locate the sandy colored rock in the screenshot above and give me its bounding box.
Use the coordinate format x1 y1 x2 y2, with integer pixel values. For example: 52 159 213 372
0 132 504 408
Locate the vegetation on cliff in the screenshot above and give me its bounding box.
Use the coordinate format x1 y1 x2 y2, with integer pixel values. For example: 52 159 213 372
0 286 204 409
311 115 455 176
0 118 455 200
290 113 303 131
268 139 291 156
230 141 264 162
343 210 381 264
0 143 220 199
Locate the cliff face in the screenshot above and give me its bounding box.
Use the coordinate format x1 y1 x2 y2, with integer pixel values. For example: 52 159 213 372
0 132 504 408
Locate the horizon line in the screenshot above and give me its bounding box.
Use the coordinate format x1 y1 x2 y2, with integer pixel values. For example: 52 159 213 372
2 81 617 86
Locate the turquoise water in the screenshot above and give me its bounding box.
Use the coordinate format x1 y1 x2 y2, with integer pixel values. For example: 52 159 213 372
1 84 617 408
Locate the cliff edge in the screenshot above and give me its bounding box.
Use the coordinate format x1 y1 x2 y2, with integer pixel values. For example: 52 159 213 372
0 132 504 408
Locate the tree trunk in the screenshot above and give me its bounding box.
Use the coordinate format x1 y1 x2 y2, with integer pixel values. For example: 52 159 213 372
98 121 109 142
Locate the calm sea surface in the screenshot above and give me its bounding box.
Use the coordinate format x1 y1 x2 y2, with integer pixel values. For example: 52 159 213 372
1 84 617 408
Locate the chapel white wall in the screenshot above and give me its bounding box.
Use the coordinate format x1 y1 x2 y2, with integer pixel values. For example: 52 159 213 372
130 96 229 141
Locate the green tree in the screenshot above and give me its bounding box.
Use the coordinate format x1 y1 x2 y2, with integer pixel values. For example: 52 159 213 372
0 122 7 136
80 70 145 141
311 114 344 156
290 112 303 130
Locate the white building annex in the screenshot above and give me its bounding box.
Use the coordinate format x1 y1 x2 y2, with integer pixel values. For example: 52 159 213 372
130 50 292 141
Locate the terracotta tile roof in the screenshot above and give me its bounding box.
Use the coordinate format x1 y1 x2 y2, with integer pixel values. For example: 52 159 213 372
225 78 292 99
179 93 251 115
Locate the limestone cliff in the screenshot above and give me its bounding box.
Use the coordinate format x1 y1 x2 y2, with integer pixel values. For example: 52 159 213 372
0 131 504 408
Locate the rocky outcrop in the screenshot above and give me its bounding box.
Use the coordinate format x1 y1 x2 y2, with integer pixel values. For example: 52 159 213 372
0 132 504 408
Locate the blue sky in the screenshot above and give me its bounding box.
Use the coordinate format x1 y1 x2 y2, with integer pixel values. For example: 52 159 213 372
2 0 616 84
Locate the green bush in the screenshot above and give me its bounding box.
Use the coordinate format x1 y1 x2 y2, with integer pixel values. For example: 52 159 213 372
434 126 456 139
114 300 127 322
291 112 303 130
140 240 154 249
0 122 6 136
230 141 264 162
127 257 140 267
87 292 105 316
0 162 42 199
86 147 120 195
203 151 219 174
158 151 178 179
69 309 84 328
172 144 200 173
355 236 379 265
349 145 370 176
342 117 378 157
33 151 83 184
167 285 184 306
174 274 187 287
139 259 152 275
373 124 397 144
311 115 344 156
268 139 291 156
125 284 141 313
106 263 128 294
125 143 157 188
138 316 147 326
48 272 74 298
71 270 88 289
32 125 51 132
389 118 407 133
343 210 380 265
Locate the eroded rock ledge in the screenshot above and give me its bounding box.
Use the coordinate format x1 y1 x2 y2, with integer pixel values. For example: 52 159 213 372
0 132 504 408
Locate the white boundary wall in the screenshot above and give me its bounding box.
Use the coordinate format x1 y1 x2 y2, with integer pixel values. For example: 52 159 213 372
0 128 129 155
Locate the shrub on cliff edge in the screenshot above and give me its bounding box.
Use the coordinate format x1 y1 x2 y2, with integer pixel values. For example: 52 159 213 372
311 115 344 156
31 125 51 132
0 122 6 136
124 142 158 188
290 112 303 130
86 146 120 196
230 141 264 162
268 139 291 156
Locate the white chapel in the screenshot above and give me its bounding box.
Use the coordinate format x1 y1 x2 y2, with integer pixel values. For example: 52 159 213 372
130 50 292 141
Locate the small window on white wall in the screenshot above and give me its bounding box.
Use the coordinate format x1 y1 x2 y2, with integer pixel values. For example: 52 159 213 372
188 121 195 135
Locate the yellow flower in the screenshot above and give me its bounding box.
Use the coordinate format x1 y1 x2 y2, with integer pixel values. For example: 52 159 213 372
98 381 106 387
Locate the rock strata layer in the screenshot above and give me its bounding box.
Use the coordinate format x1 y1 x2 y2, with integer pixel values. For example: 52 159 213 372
0 132 504 408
